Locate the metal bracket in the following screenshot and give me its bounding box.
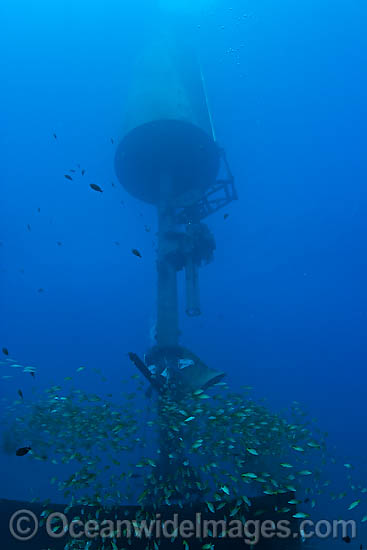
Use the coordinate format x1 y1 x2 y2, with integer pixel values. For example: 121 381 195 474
174 148 238 225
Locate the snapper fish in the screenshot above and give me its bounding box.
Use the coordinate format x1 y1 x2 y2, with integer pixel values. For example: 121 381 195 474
16 446 31 456
90 183 103 193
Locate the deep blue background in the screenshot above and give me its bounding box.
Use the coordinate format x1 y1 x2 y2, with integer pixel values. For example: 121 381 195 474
1 0 366 538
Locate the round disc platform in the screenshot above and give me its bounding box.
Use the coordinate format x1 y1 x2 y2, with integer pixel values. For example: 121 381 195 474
114 119 220 205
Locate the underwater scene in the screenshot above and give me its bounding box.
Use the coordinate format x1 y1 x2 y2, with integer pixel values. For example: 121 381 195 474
1 0 366 549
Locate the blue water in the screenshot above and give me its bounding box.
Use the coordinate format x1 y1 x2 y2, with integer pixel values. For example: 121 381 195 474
1 0 366 546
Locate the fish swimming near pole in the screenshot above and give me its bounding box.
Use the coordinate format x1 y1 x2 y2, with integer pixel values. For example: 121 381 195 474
16 446 31 456
90 184 103 193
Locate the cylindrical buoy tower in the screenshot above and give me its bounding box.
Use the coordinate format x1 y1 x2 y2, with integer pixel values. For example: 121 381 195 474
115 30 220 352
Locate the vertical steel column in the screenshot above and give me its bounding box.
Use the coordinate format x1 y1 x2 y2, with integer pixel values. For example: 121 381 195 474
156 175 180 349
155 176 180 479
